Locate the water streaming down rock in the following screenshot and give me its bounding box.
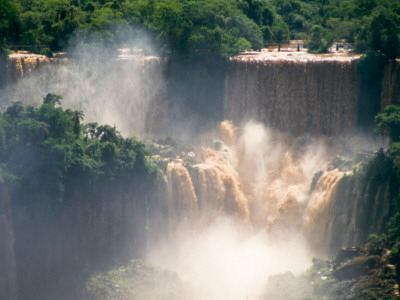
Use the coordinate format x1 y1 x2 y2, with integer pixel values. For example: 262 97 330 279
303 169 348 257
322 152 398 257
225 53 361 136
166 160 198 231
161 120 341 247
6 53 52 83
152 120 347 299
164 134 250 229
161 116 397 267
194 147 249 218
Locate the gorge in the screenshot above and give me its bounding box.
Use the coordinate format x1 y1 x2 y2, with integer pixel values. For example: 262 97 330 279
1 48 400 299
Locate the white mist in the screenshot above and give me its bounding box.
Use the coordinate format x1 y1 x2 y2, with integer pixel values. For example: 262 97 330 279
149 216 311 300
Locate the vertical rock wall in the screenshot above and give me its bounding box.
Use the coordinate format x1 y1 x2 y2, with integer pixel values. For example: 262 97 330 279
304 152 399 257
381 59 400 108
0 184 17 300
324 154 398 256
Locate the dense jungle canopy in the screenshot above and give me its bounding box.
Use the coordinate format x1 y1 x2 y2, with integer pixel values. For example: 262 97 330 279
0 0 400 59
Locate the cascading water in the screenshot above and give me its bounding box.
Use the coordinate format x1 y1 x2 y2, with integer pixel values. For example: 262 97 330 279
2 49 395 299
303 169 348 257
6 52 51 83
2 50 168 138
150 119 353 299
225 52 361 136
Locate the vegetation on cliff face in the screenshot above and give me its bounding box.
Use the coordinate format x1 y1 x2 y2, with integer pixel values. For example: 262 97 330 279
0 93 159 193
0 95 161 300
329 105 400 256
260 107 400 300
83 259 187 300
0 0 399 58
314 105 400 299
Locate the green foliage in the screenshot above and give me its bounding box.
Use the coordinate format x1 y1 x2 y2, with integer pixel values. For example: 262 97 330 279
388 213 400 240
43 92 62 106
143 0 264 59
328 155 356 172
1 94 161 299
84 259 186 300
0 93 158 202
354 6 400 58
305 258 338 298
374 104 400 192
306 24 332 53
387 142 400 170
367 233 388 249
375 105 400 143
2 0 400 58
0 0 20 53
390 239 400 263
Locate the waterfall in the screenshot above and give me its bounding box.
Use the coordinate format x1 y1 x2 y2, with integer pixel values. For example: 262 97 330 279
160 120 338 250
225 54 361 136
2 52 168 139
153 119 344 299
303 169 347 257
2 49 399 299
6 53 51 82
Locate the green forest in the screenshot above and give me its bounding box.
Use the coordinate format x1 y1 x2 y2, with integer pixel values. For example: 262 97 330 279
0 94 162 299
0 93 159 195
1 0 400 59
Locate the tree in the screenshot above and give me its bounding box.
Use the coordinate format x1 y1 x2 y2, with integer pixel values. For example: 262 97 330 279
0 0 20 52
96 124 119 143
306 24 332 53
370 8 400 59
375 105 400 172
375 105 400 143
43 93 62 106
0 94 159 299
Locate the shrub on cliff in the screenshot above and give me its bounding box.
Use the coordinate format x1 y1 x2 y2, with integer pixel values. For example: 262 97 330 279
375 105 400 172
375 105 400 143
83 259 186 300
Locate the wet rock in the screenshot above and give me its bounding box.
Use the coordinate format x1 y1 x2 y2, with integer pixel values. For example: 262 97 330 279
335 247 362 265
333 255 380 280
159 146 176 158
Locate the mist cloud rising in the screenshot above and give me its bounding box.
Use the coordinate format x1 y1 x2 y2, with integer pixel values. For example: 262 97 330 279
2 34 167 139
149 121 341 300
149 216 312 300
